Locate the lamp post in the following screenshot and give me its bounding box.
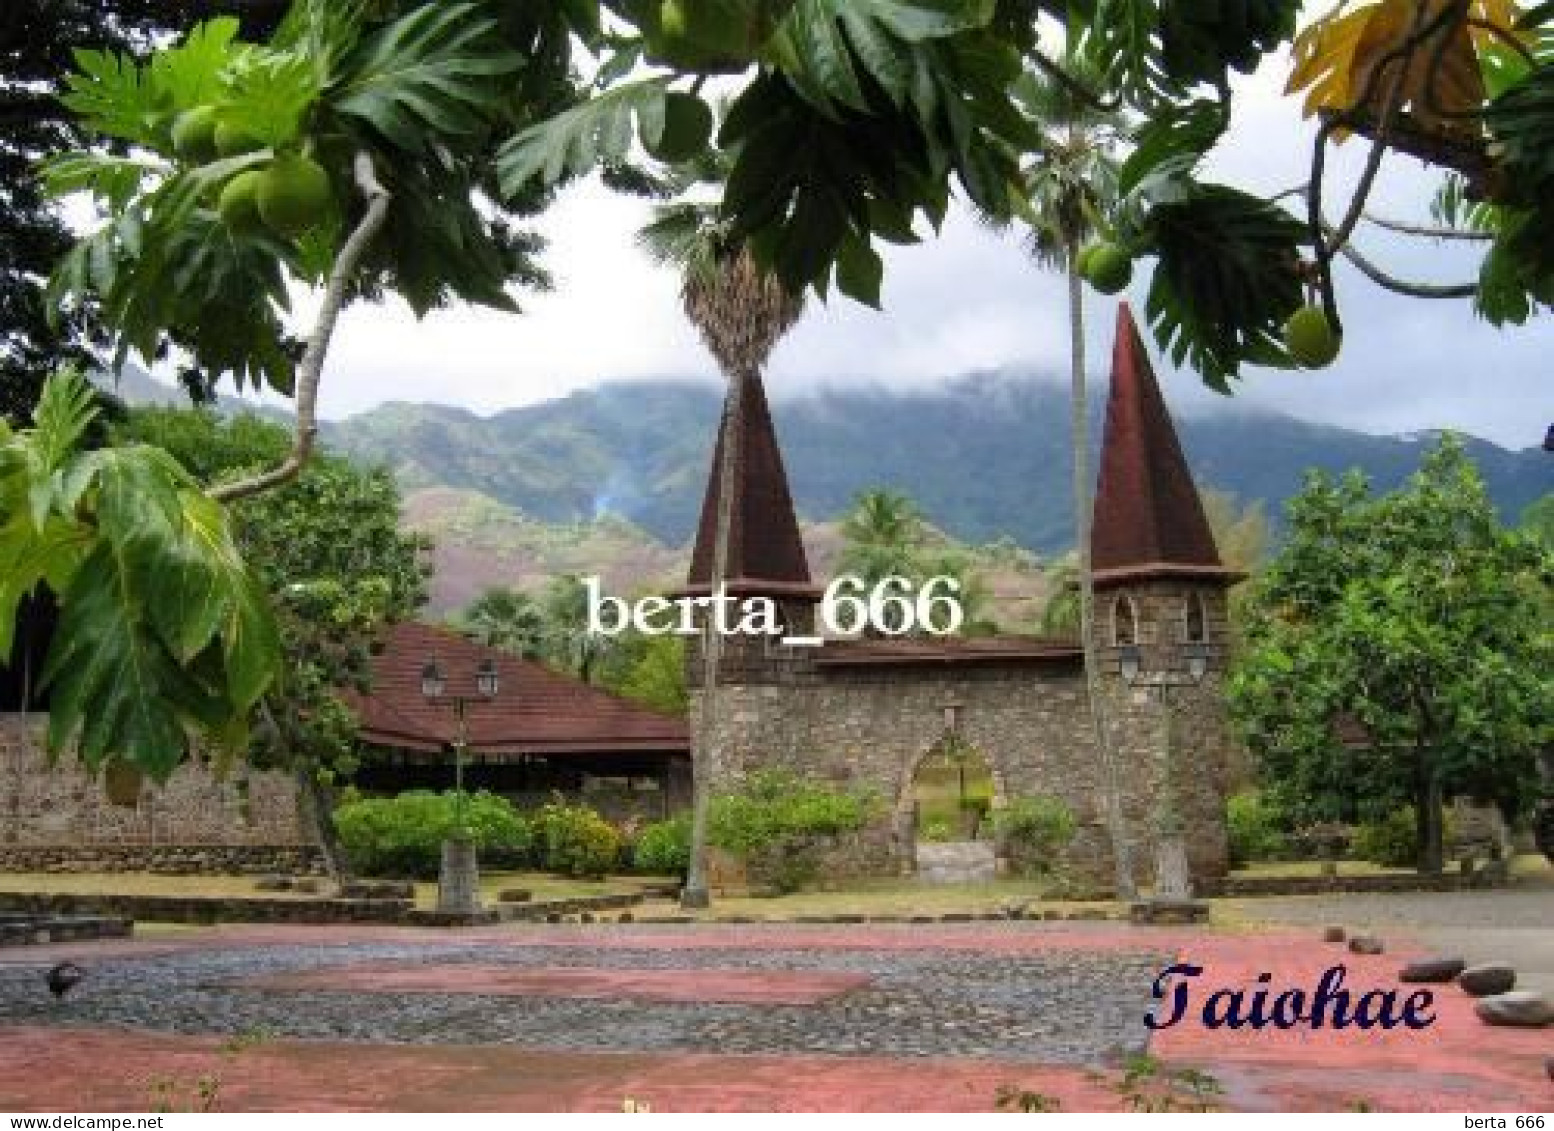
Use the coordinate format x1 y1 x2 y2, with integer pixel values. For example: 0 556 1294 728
420 656 499 916
1119 640 1209 919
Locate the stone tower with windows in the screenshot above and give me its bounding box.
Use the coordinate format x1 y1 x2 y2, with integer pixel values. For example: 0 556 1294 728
1088 304 1243 883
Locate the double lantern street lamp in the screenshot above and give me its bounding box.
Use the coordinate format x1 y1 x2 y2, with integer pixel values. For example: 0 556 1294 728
420 656 500 916
1117 640 1209 914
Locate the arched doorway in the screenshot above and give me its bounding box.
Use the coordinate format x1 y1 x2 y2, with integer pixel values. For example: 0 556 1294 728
905 736 999 883
911 735 995 842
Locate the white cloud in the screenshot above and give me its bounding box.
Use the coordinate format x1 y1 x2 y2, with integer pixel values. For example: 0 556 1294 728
199 47 1551 450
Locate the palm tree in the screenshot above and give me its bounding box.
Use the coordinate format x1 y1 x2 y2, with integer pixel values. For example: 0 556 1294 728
539 574 613 683
839 489 924 632
1009 62 1138 897
639 167 805 909
461 586 546 658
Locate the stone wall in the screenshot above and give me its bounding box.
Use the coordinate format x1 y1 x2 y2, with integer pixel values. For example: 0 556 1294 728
686 578 1237 895
1 714 307 864
0 844 323 875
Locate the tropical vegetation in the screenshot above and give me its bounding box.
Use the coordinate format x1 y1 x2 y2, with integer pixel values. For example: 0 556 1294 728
1229 435 1551 873
10 0 1554 797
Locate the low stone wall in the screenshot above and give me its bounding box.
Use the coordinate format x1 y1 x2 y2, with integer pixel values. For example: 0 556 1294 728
0 889 649 927
0 891 411 925
1203 870 1506 898
0 844 325 875
0 914 134 947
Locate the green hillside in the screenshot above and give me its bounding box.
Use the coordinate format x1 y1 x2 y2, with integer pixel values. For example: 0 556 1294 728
326 374 1550 554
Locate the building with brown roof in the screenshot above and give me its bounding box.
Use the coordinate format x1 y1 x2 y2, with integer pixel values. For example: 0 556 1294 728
347 622 691 819
682 303 1238 893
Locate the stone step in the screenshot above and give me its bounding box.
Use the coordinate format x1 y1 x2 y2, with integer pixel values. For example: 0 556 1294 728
915 841 997 886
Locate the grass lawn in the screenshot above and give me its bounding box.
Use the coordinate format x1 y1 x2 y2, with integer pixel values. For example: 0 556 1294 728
1230 853 1550 880
1229 859 1409 879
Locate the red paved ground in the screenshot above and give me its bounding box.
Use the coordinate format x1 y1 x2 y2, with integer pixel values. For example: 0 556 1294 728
235 963 872 1005
2 922 1550 1113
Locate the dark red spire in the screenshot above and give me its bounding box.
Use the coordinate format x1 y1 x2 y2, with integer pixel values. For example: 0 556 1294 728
1091 304 1239 587
684 369 817 597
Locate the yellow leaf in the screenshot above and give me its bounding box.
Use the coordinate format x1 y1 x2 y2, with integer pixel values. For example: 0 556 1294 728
1287 0 1497 140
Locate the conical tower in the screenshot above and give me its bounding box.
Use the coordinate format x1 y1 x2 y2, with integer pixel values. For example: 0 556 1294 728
683 368 817 601
1090 302 1239 886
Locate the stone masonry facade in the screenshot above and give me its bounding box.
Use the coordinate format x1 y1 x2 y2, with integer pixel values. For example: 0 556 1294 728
688 582 1234 893
1 714 307 869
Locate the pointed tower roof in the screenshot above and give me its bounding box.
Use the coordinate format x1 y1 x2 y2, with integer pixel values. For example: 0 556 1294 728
1090 304 1242 588
682 368 819 598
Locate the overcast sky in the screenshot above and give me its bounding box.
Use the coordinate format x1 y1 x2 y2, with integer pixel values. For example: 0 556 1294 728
201 46 1550 451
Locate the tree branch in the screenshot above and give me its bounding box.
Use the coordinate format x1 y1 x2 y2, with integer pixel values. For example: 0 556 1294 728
1029 49 1125 113
1361 212 1493 240
1283 184 1482 298
1334 238 1478 298
210 153 390 504
1319 108 1493 189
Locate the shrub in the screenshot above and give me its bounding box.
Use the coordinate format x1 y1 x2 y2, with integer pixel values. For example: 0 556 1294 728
1352 807 1427 868
335 790 533 878
919 817 957 843
534 799 622 878
1225 790 1290 867
707 770 881 893
632 814 691 875
994 795 1077 877
708 770 879 856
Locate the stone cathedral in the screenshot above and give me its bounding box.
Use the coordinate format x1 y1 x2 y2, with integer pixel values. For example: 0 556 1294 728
680 304 1242 892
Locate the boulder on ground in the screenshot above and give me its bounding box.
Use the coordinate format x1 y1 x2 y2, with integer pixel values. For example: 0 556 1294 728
1399 957 1467 983
1347 934 1385 955
1474 991 1553 1028
1322 925 1346 943
1457 963 1516 997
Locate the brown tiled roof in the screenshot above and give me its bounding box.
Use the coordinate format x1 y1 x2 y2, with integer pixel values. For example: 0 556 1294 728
345 622 689 758
683 369 817 597
814 636 1082 668
1091 304 1240 587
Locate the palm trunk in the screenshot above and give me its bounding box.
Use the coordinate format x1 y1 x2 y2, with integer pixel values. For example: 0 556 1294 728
682 365 747 908
295 767 347 887
1067 251 1137 899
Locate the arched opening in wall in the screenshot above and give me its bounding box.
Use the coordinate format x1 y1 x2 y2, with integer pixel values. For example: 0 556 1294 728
910 736 995 845
1111 594 1138 647
1184 592 1207 643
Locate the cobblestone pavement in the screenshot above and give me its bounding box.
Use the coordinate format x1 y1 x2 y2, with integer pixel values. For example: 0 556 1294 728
0 934 1169 1064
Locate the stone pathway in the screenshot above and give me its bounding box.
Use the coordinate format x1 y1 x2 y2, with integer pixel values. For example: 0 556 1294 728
1230 881 1554 995
0 932 1166 1063
0 919 1549 1111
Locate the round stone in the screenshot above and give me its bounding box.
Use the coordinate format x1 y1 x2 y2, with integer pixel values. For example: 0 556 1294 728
1399 957 1466 984
1458 963 1516 997
1347 934 1384 955
1474 991 1553 1028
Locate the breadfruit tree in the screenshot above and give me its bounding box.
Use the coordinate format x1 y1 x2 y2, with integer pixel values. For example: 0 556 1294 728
15 0 1554 776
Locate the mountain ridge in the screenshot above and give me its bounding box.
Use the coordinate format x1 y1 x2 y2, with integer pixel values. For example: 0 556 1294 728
323 374 1549 554
96 365 1548 556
